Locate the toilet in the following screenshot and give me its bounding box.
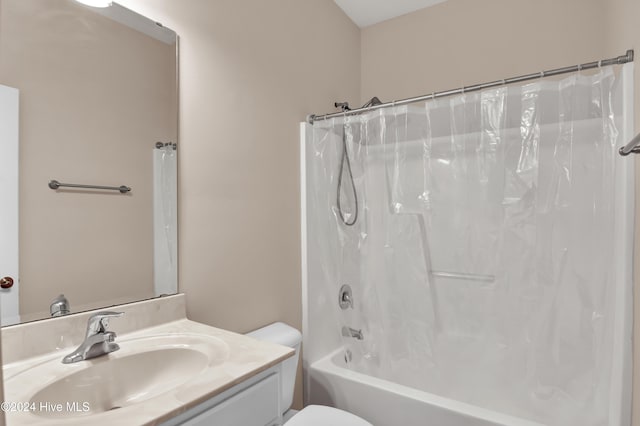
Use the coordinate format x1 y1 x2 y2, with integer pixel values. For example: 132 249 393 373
247 322 372 425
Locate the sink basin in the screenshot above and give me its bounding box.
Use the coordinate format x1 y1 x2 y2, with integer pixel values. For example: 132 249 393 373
4 333 230 421
31 347 207 417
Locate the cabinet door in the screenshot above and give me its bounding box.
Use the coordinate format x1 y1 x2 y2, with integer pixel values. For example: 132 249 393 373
181 373 280 426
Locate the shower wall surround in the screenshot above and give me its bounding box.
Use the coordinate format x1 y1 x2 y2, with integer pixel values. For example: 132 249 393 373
305 65 634 425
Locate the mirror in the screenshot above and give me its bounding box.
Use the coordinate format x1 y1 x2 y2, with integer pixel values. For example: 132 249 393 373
0 0 178 325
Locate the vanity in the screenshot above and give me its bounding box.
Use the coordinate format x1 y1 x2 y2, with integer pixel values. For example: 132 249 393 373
0 3 296 424
1 295 294 426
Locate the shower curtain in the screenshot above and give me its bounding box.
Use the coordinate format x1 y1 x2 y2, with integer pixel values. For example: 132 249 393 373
306 65 633 426
153 144 177 296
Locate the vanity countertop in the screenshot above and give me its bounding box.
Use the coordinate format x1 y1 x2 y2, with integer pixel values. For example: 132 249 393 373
1 295 294 425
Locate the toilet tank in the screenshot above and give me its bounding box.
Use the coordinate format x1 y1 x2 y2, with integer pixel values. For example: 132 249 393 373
246 322 302 413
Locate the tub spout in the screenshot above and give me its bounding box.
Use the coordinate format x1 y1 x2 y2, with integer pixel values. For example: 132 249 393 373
342 326 364 340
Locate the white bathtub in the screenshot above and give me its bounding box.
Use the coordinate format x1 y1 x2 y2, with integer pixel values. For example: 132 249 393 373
307 349 551 426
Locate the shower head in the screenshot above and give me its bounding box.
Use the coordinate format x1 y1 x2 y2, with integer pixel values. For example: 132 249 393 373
333 98 382 114
335 102 351 112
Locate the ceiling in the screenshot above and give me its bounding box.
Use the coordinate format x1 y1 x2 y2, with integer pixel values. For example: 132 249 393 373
334 0 448 28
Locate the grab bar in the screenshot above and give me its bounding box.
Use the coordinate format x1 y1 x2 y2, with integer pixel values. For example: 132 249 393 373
431 270 495 282
48 180 131 193
619 132 640 156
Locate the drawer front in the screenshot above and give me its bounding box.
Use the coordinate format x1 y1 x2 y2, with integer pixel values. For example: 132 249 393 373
181 373 280 426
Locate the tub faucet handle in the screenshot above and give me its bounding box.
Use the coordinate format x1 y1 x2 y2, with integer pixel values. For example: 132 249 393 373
339 284 353 310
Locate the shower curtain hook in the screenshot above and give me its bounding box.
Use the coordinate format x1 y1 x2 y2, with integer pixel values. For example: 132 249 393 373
598 59 603 68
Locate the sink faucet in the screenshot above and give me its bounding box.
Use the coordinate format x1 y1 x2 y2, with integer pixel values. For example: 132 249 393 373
50 294 70 317
62 311 123 364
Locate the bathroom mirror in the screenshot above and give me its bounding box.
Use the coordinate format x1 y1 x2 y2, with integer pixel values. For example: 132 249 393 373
0 0 178 325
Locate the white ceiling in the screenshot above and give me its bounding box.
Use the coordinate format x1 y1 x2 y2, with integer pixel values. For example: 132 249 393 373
334 0 448 28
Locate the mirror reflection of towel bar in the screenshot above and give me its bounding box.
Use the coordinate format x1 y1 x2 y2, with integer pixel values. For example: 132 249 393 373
48 180 131 193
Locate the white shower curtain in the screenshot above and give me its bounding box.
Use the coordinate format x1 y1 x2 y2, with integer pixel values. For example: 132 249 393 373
153 144 177 296
306 65 634 425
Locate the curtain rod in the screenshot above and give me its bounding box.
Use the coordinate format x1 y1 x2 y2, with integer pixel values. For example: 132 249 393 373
307 49 634 125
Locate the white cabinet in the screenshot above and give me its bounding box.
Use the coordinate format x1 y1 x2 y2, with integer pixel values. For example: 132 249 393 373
161 365 283 426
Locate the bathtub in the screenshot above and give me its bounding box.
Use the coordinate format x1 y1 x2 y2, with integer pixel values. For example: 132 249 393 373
307 349 546 426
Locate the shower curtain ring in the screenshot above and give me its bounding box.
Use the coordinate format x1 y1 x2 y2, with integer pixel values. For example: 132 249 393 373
598 59 603 68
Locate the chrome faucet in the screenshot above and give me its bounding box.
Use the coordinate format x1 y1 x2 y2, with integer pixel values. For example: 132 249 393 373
50 294 70 317
342 326 364 340
62 311 123 364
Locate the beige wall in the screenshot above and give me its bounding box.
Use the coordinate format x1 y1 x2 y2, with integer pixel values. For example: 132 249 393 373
361 0 607 104
605 0 640 424
117 0 361 409
0 0 176 321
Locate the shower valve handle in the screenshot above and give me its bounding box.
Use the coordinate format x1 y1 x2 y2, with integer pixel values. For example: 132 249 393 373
339 284 353 310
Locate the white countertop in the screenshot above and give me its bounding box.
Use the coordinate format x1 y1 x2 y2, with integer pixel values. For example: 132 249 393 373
2 296 294 426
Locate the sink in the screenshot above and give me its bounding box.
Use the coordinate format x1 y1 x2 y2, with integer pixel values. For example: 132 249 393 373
31 347 207 417
4 333 230 421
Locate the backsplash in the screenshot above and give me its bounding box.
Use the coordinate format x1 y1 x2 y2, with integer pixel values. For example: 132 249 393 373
1 294 186 364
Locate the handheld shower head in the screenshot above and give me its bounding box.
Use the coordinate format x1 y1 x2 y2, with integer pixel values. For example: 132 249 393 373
362 97 382 108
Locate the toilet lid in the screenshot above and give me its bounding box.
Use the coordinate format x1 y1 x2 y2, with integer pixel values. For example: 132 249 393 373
286 405 373 426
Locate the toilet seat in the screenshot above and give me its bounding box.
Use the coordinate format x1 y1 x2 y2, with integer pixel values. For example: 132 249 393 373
286 405 372 426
